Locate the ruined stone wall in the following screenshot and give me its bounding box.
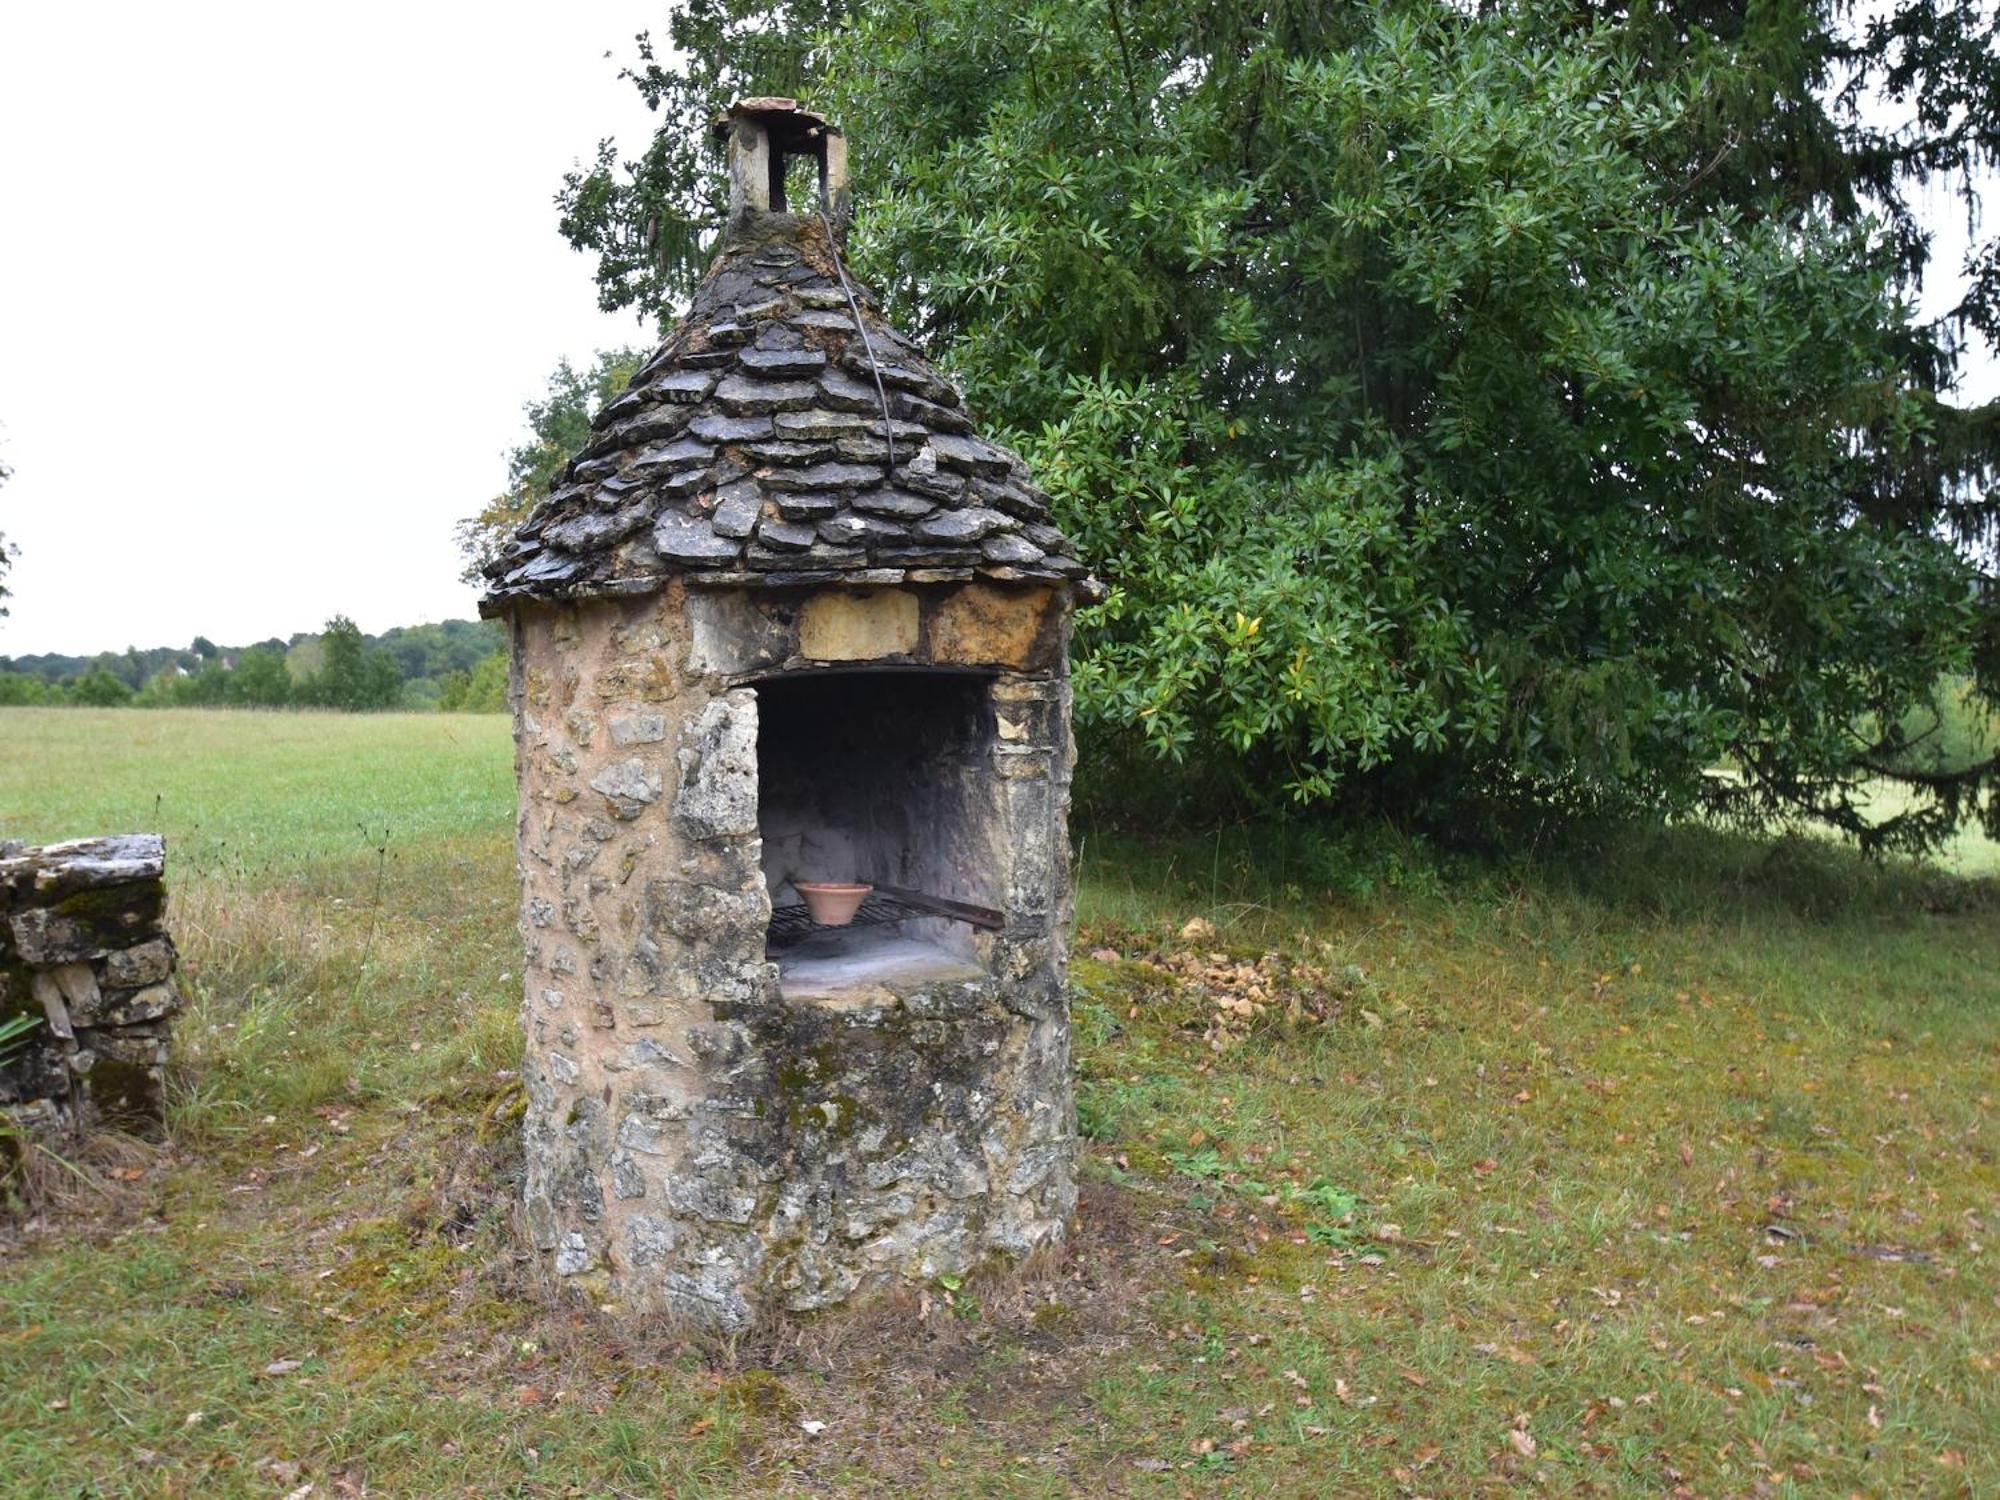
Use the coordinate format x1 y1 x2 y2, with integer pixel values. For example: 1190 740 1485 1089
0 835 181 1137
509 579 1077 1327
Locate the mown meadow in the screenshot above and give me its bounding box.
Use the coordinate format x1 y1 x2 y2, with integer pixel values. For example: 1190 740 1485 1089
1 708 1996 1496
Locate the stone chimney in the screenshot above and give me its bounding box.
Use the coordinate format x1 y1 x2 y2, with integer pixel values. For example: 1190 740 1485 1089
482 103 1094 1329
711 97 851 232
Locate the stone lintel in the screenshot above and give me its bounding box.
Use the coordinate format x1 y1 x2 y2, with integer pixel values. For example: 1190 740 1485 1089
684 579 1067 681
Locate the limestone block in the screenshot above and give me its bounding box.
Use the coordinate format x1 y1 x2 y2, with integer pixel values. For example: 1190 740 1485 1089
673 694 759 839
592 655 679 704
8 883 164 965
555 1232 595 1275
646 878 769 945
588 758 663 821
926 585 1060 669
797 589 919 661
609 713 668 746
101 938 174 989
0 834 164 905
87 984 178 1029
995 748 1053 781
31 963 94 1038
685 591 793 678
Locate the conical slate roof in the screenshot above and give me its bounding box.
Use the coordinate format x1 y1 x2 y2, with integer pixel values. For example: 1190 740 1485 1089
481 217 1090 609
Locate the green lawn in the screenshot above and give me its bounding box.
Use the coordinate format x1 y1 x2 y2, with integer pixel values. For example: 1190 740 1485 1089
1 708 1996 1496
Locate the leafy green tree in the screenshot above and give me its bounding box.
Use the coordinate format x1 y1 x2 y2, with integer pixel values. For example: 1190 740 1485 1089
298 616 403 711
557 0 2000 851
0 672 52 706
455 350 646 586
228 646 294 708
69 669 134 707
436 651 509 712
135 669 193 707
372 619 506 681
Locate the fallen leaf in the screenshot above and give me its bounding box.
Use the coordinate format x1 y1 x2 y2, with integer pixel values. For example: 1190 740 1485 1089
800 1419 827 1436
261 1359 303 1378
687 1416 713 1437
1508 1428 1538 1459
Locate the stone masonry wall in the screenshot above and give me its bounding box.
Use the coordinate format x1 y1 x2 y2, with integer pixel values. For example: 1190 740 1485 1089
509 579 1077 1327
0 835 181 1137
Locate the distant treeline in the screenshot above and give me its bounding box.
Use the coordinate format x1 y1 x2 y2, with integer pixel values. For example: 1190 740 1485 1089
0 616 508 712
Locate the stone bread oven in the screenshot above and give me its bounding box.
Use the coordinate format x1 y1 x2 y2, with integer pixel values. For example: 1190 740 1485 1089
481 100 1094 1328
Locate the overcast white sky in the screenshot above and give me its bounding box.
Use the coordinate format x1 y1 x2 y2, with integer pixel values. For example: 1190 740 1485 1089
0 1 662 657
0 5 1992 660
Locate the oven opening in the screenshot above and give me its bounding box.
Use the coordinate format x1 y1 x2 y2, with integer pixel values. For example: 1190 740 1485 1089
755 670 1002 998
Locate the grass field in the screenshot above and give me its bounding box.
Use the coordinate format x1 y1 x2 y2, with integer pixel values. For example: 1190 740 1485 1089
2 707 1997 1497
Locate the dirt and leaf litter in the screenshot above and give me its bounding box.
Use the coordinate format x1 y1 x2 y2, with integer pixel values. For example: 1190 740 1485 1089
1090 913 1377 1048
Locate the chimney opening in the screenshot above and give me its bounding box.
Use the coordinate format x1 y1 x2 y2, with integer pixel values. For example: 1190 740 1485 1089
775 146 827 214
714 97 848 225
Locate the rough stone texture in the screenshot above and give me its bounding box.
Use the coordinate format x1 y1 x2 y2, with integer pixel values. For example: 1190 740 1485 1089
504 581 1077 1327
0 835 181 1136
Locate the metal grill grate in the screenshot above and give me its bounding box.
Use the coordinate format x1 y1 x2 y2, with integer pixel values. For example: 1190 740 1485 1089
766 884 1004 948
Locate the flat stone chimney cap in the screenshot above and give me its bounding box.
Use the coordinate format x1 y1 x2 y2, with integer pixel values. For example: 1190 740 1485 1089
711 97 841 149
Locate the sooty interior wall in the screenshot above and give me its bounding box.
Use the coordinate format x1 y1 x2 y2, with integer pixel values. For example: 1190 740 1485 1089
756 671 1000 953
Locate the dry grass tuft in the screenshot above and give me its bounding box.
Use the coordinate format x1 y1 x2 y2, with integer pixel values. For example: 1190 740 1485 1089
0 1127 163 1242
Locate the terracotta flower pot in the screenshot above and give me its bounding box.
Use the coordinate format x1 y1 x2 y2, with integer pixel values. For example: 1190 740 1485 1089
795 881 873 926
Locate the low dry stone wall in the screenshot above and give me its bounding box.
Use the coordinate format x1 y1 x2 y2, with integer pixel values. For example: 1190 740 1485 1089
0 835 180 1137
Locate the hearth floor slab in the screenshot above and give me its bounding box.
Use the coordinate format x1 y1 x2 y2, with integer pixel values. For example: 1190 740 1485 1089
774 929 986 1001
